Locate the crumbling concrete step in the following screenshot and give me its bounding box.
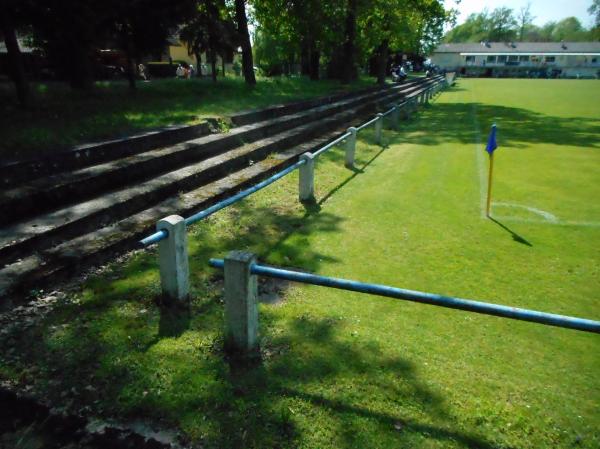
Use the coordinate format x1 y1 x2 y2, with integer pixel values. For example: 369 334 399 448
0 130 342 302
0 121 216 187
0 80 427 225
0 85 410 266
229 83 392 126
0 80 420 187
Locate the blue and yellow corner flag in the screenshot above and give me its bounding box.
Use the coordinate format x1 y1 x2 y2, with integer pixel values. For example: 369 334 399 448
485 124 497 154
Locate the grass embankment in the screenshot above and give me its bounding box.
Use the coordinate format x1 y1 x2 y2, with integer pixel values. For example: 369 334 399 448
1 79 599 448
0 75 374 160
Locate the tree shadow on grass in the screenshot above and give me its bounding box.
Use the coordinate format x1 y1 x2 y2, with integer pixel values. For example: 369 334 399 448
392 102 600 150
202 315 513 448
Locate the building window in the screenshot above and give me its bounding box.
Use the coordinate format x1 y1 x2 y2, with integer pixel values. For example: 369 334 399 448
508 55 518 62
486 55 496 63
545 56 556 63
592 58 598 63
519 55 529 62
465 55 475 62
497 55 507 63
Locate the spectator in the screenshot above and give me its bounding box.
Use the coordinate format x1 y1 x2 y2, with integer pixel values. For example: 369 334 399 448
138 63 147 81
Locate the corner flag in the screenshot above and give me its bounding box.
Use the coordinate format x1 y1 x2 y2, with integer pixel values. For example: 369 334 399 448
486 124 497 154
485 124 497 216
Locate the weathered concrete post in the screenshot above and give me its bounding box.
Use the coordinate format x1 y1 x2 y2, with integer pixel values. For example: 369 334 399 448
375 113 384 145
298 152 315 202
224 251 259 354
391 104 400 130
157 215 189 302
345 126 358 168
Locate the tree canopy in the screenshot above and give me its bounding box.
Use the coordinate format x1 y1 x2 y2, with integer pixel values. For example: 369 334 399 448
253 0 450 83
444 6 597 43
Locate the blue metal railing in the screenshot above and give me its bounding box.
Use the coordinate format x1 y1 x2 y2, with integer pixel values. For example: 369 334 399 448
140 78 444 247
209 258 600 334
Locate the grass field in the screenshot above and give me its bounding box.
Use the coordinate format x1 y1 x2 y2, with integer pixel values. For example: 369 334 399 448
1 78 599 448
0 75 374 160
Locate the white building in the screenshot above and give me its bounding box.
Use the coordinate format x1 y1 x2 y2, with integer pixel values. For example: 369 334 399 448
430 42 600 78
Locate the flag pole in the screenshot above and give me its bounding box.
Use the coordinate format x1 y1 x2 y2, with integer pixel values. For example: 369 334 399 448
484 124 497 217
486 152 494 217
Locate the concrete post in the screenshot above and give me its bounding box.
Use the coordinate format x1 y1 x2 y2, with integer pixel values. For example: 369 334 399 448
298 152 315 202
157 215 189 303
224 251 259 353
375 113 384 145
345 127 358 168
391 105 400 130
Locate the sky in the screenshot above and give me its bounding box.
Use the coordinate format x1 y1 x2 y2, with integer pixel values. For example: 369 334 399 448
443 0 596 28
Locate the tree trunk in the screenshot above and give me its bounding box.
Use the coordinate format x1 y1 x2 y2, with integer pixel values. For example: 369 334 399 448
194 52 201 77
341 0 358 84
0 12 29 106
221 55 225 77
210 49 217 83
69 46 94 90
309 40 319 80
234 0 256 85
376 39 389 85
125 43 136 90
300 39 310 76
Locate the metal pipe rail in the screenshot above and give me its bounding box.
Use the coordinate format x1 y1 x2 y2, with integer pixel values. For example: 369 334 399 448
140 78 445 247
312 131 352 158
209 258 600 334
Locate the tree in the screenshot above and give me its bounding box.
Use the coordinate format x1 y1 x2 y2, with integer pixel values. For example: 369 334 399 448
444 11 492 43
487 7 517 41
444 7 517 43
253 0 347 81
360 0 448 85
590 0 600 39
108 0 196 89
29 0 104 89
589 0 600 27
180 0 238 83
0 0 30 105
517 3 535 41
551 17 588 41
234 0 256 84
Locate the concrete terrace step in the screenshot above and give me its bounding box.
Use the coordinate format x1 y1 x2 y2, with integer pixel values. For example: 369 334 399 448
0 130 342 302
0 81 402 187
0 83 416 266
0 79 428 225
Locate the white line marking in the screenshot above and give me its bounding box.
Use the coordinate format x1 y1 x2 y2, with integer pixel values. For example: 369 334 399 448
471 102 487 217
492 215 600 228
493 202 559 223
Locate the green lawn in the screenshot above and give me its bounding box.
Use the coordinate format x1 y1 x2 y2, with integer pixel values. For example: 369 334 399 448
0 75 374 160
1 78 599 448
